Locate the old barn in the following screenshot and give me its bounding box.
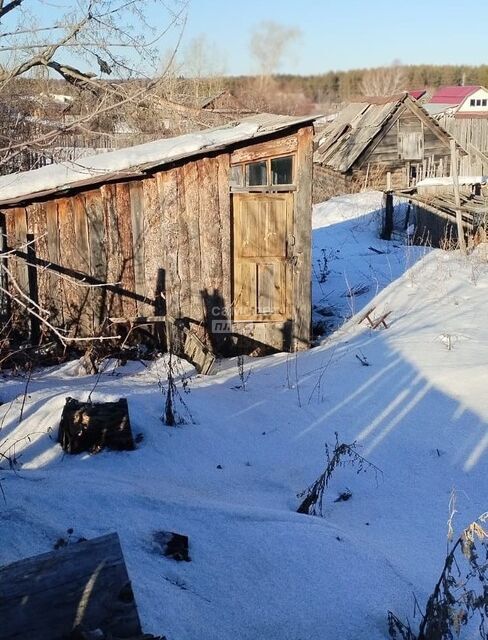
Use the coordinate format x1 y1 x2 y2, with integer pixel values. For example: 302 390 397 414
314 94 456 201
0 114 315 354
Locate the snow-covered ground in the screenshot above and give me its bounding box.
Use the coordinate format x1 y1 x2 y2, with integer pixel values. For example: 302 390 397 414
1 192 488 639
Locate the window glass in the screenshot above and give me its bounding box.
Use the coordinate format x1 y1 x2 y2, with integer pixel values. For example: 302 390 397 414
271 156 293 185
483 99 487 107
470 99 476 106
476 99 482 106
229 165 244 187
246 161 267 186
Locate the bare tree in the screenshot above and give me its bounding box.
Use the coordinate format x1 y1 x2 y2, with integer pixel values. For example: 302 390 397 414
360 60 407 97
249 20 301 89
0 0 190 168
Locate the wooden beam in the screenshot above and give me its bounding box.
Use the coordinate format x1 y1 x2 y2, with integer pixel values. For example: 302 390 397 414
467 143 488 172
230 134 298 164
0 533 142 640
393 193 474 230
450 139 467 253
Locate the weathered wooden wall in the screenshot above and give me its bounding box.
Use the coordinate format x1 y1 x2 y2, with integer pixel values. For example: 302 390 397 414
3 156 232 343
314 103 453 200
2 126 313 352
312 164 350 203
356 107 452 189
439 115 488 152
415 206 457 247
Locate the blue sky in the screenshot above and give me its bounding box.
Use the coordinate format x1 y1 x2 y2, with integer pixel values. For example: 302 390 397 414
19 0 488 76
167 0 488 75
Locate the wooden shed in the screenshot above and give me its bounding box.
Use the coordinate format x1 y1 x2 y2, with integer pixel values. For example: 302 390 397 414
313 94 456 202
0 114 315 354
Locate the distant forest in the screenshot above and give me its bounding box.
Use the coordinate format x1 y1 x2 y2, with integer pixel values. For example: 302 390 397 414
225 65 488 103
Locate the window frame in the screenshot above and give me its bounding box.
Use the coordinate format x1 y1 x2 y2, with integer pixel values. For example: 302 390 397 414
245 160 268 187
230 154 296 192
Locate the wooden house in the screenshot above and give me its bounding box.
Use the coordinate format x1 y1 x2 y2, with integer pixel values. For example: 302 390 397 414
426 85 488 117
0 114 315 354
313 94 455 201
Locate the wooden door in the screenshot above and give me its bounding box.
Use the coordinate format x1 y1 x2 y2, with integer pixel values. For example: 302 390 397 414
232 193 293 322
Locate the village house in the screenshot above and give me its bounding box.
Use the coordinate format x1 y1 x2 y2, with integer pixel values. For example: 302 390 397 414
423 87 488 177
0 114 314 355
424 85 488 117
313 93 456 201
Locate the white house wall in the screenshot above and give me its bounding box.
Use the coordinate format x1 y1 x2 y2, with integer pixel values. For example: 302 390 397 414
458 88 488 113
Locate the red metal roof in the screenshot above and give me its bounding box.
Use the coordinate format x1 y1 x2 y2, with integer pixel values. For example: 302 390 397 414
409 89 426 100
429 85 480 104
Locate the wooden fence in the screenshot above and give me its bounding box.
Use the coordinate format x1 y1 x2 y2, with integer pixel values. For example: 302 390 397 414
437 115 488 175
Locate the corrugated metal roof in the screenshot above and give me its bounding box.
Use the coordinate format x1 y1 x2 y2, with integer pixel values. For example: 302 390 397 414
409 89 427 100
429 85 480 104
423 103 454 116
0 113 318 207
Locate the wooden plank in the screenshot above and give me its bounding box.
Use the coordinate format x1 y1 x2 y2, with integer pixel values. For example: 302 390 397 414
157 170 180 319
25 204 47 342
57 197 91 336
115 183 137 318
230 134 298 164
182 161 203 321
216 154 232 318
234 260 257 319
141 177 163 317
71 194 94 334
100 184 123 319
175 168 191 318
450 139 467 254
13 207 29 295
292 125 313 350
257 263 277 314
45 200 64 326
84 190 107 329
182 162 200 321
198 158 223 297
129 182 146 315
0 533 142 640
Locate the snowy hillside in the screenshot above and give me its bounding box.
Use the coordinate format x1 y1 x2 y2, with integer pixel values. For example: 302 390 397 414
1 193 488 639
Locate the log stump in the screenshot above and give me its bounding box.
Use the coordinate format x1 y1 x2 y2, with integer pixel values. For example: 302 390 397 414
58 397 134 454
153 531 191 562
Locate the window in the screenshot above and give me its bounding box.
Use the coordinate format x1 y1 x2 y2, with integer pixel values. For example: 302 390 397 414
470 99 476 106
483 99 487 107
246 161 267 186
231 155 295 189
229 165 244 187
398 132 423 160
271 156 293 185
476 99 482 106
